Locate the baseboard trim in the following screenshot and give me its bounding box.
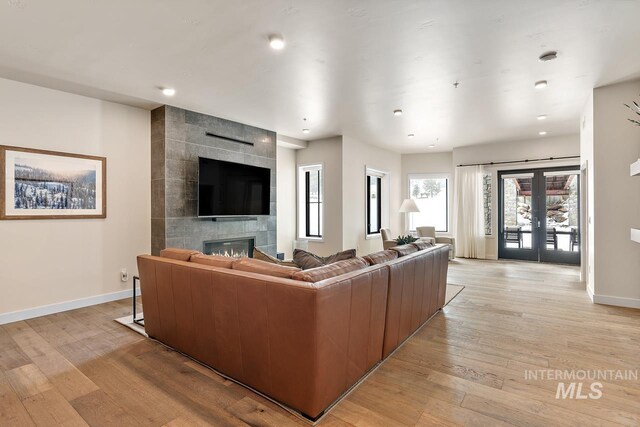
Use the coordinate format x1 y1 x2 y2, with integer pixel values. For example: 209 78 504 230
0 287 141 325
592 293 640 309
586 284 595 302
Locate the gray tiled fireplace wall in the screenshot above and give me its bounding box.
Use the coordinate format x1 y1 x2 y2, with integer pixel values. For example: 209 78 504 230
151 105 277 256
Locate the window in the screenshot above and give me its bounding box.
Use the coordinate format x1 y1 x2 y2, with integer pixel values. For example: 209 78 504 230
408 174 449 232
298 164 323 239
367 174 382 235
366 167 389 237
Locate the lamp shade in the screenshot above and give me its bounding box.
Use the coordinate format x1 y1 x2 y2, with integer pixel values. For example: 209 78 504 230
399 198 420 213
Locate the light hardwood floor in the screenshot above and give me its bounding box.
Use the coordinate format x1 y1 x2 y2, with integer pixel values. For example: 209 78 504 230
1 259 639 426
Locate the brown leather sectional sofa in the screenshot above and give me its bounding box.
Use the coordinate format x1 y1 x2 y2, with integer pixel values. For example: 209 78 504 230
137 244 449 420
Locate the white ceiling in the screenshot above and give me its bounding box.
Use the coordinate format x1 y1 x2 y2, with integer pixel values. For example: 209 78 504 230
1 0 640 153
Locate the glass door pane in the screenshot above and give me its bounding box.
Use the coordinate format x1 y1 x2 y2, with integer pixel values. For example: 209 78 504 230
540 170 580 264
499 172 538 261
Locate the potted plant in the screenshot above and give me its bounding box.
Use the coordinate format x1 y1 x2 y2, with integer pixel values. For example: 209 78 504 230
395 235 418 245
624 98 640 126
625 97 640 167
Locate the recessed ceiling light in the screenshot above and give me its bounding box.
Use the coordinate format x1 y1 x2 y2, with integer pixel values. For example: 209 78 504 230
408 134 415 138
539 131 547 136
302 128 310 134
539 51 558 62
535 80 548 89
393 109 403 116
162 88 176 96
269 34 285 50
428 144 436 148
537 114 547 120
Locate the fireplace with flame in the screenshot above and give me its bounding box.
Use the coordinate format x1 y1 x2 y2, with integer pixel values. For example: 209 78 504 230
203 237 255 258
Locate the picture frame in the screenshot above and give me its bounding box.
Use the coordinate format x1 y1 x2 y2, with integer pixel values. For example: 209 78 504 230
0 145 106 220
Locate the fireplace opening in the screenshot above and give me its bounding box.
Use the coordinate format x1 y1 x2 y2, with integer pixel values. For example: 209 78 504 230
203 237 255 258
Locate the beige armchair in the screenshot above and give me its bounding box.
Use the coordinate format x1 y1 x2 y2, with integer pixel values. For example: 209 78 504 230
416 226 455 259
380 228 397 250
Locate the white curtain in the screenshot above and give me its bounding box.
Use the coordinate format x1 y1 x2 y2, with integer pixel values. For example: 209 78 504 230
454 165 486 259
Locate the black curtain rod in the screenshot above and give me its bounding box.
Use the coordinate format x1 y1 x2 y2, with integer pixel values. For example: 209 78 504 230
456 155 580 168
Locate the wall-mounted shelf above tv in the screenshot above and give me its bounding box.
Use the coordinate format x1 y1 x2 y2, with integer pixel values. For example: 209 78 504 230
205 131 254 146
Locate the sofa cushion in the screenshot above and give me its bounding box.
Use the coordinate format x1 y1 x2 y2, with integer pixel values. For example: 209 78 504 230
363 249 398 265
232 257 301 279
411 240 434 251
160 248 201 261
253 247 299 268
293 248 357 270
390 244 418 257
190 253 235 269
292 257 368 282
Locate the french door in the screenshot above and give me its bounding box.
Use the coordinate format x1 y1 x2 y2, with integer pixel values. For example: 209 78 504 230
498 166 580 265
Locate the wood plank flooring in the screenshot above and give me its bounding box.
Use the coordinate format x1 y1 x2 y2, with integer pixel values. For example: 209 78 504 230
1 259 639 426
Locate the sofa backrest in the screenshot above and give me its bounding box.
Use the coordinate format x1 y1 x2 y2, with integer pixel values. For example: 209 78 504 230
159 247 200 261
137 254 389 419
382 244 449 358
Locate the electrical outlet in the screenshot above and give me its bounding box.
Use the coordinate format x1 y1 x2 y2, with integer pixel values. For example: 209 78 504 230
121 268 129 282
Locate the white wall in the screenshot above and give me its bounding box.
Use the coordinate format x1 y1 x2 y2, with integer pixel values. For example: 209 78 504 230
589 79 640 307
452 135 580 167
342 136 402 256
295 137 343 256
276 146 296 259
0 78 150 321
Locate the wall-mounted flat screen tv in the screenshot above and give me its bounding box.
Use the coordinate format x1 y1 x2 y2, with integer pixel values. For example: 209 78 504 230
198 157 271 217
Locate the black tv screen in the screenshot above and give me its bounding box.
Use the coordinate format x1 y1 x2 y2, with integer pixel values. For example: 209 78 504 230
198 157 271 217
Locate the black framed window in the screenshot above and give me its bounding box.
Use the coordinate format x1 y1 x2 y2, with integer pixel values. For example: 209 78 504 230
304 169 322 238
367 175 382 235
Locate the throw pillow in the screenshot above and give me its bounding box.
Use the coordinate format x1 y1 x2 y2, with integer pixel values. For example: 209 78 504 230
363 249 398 265
293 248 357 270
411 240 434 251
390 244 418 257
321 248 357 264
253 247 299 268
291 257 369 283
159 248 201 261
292 249 324 269
190 253 235 269
232 257 301 279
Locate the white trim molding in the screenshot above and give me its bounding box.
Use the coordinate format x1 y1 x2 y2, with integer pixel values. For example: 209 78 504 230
591 293 640 309
0 287 140 325
586 284 595 302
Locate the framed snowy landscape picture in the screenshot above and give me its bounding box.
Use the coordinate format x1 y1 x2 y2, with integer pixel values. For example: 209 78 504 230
0 146 106 220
